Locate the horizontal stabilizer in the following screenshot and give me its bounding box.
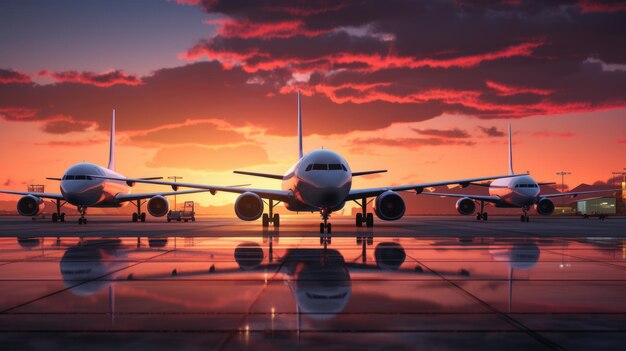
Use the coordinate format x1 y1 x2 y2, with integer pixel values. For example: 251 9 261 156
233 171 284 180
352 170 387 177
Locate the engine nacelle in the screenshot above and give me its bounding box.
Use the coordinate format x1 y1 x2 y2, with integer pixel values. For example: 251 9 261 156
235 192 264 221
17 195 45 216
147 195 169 217
374 191 405 221
456 198 476 215
535 198 555 216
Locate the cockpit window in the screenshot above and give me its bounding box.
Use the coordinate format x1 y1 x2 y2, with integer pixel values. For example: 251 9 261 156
312 164 328 170
305 163 348 171
63 175 93 180
329 164 342 170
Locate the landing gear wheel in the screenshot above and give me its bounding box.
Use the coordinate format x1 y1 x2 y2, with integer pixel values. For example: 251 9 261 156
366 213 374 227
132 213 138 222
60 213 65 222
273 214 280 227
52 213 58 222
326 223 332 234
520 215 525 222
356 213 363 227
525 216 530 222
83 218 87 224
140 212 146 222
262 213 269 227
78 218 87 225
483 213 488 221
191 217 195 222
320 223 325 234
476 213 482 220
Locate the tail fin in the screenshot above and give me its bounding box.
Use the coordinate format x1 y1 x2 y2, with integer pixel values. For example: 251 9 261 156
107 109 116 171
297 90 303 159
507 123 513 175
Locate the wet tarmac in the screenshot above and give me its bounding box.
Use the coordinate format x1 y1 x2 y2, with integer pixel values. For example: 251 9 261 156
0 216 625 350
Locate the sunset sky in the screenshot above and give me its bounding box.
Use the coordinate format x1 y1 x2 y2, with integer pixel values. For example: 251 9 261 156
1 0 624 209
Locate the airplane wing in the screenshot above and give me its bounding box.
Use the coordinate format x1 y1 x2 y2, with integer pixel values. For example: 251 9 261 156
114 189 213 202
346 173 523 201
90 175 294 202
419 192 501 203
0 190 65 200
540 189 620 199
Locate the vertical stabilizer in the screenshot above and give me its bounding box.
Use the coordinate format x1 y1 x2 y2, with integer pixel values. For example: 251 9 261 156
297 90 303 159
108 109 116 171
507 123 513 175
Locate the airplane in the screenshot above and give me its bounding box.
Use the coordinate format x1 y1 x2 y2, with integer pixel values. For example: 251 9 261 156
420 124 619 222
0 110 209 224
88 91 522 233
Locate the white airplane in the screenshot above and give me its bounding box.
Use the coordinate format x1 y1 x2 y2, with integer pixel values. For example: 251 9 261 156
89 91 522 233
0 110 208 224
421 124 618 222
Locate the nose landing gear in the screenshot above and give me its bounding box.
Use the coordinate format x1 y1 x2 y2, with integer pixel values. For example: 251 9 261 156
77 206 87 225
319 208 332 234
520 206 530 222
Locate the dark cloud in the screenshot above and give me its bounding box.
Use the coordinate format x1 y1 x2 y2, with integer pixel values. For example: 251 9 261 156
411 128 470 138
0 69 31 84
478 126 505 137
41 118 94 134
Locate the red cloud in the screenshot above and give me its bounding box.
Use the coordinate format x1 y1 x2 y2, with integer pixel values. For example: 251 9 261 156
39 69 143 87
183 40 544 73
208 18 331 39
618 140 626 144
350 137 475 150
485 80 553 96
532 131 576 138
0 107 38 120
578 0 626 13
0 69 32 84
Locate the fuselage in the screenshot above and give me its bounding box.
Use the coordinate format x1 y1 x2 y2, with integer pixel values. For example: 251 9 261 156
60 163 130 207
280 150 352 212
489 175 541 208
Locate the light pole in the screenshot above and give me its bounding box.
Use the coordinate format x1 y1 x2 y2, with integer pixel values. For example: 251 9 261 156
556 171 571 208
168 176 183 211
612 168 626 204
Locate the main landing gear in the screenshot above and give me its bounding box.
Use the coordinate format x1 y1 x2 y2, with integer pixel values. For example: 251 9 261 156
520 207 530 222
77 206 87 225
319 208 332 234
262 199 280 228
354 198 374 227
131 199 147 222
476 201 488 221
51 199 67 222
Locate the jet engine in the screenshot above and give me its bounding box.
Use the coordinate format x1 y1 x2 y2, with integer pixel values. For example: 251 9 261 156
535 198 555 216
17 195 44 216
455 198 476 215
235 192 264 221
147 195 169 217
374 191 405 221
